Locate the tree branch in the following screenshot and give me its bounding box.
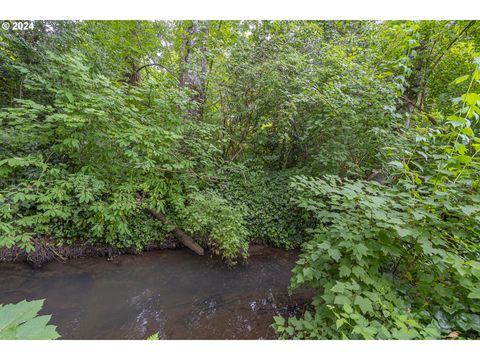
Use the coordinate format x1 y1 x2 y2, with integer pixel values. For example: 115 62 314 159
135 63 179 82
429 21 476 75
401 96 438 125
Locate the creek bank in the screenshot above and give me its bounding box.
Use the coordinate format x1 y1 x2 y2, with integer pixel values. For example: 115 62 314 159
0 236 178 267
0 237 282 268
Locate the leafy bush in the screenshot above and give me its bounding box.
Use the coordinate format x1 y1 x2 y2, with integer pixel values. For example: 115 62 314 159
275 63 480 339
276 175 479 339
0 299 60 340
0 51 185 251
179 191 249 262
212 165 308 248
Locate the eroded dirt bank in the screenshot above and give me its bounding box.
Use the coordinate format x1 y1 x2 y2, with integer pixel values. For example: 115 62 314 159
0 237 178 267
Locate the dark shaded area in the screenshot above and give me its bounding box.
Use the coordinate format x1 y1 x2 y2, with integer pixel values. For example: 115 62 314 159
0 246 313 339
0 237 178 267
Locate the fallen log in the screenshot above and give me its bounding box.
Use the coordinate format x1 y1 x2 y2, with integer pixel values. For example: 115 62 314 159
134 193 204 256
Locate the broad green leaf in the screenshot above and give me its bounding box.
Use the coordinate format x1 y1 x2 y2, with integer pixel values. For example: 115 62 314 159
354 295 373 314
0 299 59 340
453 75 469 84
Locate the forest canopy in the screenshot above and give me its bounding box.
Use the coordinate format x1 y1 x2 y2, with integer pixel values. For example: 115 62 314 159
1 20 480 339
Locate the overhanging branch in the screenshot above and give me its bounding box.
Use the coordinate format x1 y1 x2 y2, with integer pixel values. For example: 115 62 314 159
135 63 179 82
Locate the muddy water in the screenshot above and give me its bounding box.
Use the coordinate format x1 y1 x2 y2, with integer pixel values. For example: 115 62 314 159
0 247 312 339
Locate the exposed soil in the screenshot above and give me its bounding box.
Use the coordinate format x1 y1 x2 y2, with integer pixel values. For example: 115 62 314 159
0 236 178 267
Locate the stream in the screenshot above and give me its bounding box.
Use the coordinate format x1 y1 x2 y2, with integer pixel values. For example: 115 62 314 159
0 246 312 339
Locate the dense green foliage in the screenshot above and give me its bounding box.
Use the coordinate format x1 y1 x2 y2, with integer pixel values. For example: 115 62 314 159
210 166 308 248
179 191 249 261
0 50 182 250
1 20 480 339
274 56 480 339
0 299 60 340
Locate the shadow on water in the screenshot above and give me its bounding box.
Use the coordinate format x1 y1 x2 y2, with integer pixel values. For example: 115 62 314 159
0 246 313 339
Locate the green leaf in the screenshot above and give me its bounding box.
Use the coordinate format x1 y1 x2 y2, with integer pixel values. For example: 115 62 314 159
330 282 346 293
353 244 368 260
460 205 478 216
64 91 74 103
334 294 351 305
16 315 59 340
467 289 480 300
455 155 472 164
354 295 373 314
147 332 159 340
396 227 412 238
336 318 346 330
389 161 404 169
0 299 59 340
462 127 474 137
453 75 470 84
303 267 314 280
0 299 44 333
343 302 353 314
447 115 466 127
273 316 285 327
339 265 351 277
328 248 342 261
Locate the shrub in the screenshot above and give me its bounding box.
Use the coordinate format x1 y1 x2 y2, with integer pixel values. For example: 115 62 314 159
213 165 308 248
273 175 480 339
0 51 185 251
275 60 480 340
179 191 249 262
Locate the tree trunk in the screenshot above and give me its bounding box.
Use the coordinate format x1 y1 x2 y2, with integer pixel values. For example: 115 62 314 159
179 21 210 120
134 194 204 255
402 39 427 129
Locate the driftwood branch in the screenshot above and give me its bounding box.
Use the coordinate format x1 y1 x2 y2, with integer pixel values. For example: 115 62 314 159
134 193 204 255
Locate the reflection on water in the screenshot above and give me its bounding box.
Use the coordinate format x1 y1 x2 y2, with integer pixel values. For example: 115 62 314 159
0 247 312 339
